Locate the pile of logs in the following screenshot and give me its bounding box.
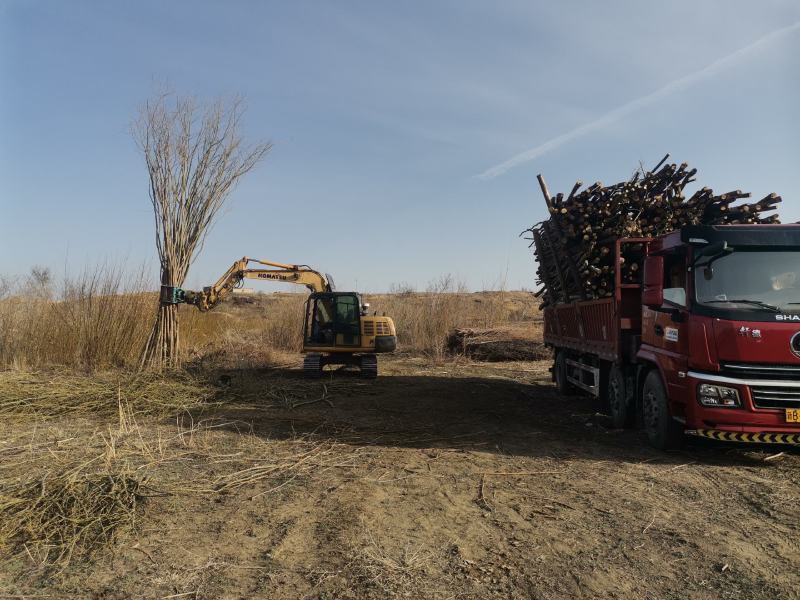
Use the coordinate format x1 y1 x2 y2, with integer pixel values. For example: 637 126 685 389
525 155 782 306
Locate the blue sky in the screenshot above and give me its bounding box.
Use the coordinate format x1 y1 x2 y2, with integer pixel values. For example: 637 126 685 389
2 1 799 292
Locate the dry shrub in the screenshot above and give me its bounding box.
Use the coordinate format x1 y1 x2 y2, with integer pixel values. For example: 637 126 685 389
180 293 306 352
0 264 154 370
369 275 470 359
0 266 305 371
253 293 306 351
187 329 282 371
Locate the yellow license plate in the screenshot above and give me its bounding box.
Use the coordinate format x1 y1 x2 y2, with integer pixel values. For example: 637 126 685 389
787 409 800 423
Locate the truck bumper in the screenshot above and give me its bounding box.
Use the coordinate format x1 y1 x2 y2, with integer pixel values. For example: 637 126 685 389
684 371 800 441
687 429 800 445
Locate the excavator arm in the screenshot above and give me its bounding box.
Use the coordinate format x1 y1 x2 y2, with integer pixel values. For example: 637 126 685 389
160 257 332 311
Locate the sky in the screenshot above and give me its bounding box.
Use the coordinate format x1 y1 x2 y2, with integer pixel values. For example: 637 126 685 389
1 1 799 293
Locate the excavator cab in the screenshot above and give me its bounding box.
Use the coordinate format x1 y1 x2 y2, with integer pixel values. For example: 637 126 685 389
305 293 361 347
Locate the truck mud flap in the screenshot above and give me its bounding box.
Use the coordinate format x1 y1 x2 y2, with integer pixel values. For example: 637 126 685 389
688 429 800 445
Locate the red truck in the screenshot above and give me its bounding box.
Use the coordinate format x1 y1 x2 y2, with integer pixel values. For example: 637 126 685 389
545 224 800 450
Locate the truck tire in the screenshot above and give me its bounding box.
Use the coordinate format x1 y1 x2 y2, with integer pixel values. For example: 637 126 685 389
642 370 683 451
607 365 633 429
554 351 573 395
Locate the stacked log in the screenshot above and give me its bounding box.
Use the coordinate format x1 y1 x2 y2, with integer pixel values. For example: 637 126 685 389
525 155 782 306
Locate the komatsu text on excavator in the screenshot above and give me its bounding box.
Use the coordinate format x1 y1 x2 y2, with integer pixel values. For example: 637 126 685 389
161 257 397 378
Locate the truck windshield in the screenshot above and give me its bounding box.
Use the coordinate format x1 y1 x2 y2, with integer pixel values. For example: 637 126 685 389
694 249 800 311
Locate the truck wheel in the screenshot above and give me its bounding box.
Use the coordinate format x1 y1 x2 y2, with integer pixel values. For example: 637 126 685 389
642 370 683 451
554 351 573 395
607 365 633 429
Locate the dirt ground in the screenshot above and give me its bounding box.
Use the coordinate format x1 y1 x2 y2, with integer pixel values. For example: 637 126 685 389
1 354 798 599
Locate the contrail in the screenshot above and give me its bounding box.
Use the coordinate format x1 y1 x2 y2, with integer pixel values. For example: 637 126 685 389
477 20 800 180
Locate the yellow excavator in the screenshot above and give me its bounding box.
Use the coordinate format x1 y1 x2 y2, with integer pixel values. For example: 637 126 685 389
160 257 397 378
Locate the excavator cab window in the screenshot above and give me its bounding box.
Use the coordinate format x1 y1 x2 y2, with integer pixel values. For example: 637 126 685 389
305 293 361 348
307 296 336 346
333 294 361 346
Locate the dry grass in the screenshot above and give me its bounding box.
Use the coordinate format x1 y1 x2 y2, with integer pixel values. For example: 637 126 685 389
0 367 372 570
183 293 307 370
0 266 307 371
0 367 219 567
0 264 154 370
0 462 144 567
1 266 539 370
370 277 539 358
355 529 431 593
0 275 541 582
0 369 216 419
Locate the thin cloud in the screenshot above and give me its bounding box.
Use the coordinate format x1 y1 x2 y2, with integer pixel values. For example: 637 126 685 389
478 20 800 180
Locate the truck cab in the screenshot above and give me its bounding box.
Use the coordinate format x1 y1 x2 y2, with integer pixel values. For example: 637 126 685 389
637 225 800 447
544 224 800 450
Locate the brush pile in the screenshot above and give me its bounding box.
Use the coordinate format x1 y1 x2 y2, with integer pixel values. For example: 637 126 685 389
447 328 550 362
525 155 782 306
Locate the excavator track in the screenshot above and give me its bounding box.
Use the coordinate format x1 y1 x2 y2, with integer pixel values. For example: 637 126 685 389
360 354 378 379
303 353 323 378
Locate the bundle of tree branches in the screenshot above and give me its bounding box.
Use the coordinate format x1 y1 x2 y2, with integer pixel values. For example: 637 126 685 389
524 155 782 306
133 92 270 370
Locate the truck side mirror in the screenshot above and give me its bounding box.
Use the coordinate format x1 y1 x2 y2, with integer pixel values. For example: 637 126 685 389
642 256 664 308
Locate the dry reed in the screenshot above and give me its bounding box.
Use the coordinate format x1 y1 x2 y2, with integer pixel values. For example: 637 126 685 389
0 265 540 371
0 369 215 419
0 461 145 567
0 264 153 370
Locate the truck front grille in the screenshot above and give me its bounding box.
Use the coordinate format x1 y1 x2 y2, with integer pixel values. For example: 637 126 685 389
751 386 800 409
722 362 800 381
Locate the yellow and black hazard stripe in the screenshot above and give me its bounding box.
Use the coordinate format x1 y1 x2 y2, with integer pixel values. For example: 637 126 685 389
688 429 800 445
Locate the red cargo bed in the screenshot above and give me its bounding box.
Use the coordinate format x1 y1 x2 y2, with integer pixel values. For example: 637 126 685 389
544 298 619 361
542 238 649 363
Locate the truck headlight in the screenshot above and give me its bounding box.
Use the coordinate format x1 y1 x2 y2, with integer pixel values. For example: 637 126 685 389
697 383 741 407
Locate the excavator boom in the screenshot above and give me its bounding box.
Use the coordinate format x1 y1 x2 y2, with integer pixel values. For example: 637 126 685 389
160 257 332 311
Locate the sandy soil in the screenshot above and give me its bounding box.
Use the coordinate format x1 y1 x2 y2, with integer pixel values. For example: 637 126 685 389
2 355 798 599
